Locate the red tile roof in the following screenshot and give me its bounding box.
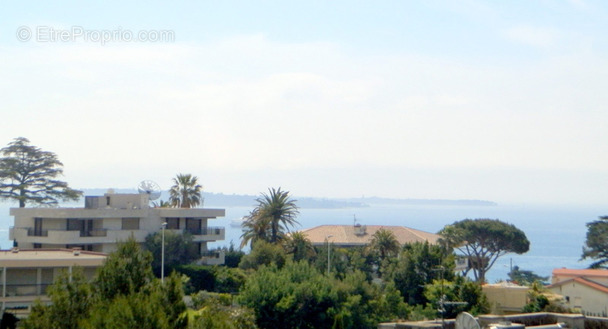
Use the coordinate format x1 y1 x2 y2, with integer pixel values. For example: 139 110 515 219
299 225 439 246
552 268 608 278
549 277 608 295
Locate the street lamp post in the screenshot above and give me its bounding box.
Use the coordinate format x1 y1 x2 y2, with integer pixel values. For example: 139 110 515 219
326 234 333 275
161 222 167 283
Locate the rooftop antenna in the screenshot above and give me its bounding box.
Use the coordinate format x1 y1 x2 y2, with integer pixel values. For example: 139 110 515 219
137 180 161 201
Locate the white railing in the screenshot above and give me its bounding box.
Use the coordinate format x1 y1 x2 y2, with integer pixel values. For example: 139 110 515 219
10 227 148 244
187 226 225 241
198 250 225 265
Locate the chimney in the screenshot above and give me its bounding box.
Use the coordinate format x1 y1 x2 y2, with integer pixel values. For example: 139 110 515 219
354 225 367 236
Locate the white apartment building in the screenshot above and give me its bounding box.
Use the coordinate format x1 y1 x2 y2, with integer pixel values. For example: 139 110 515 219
9 192 226 265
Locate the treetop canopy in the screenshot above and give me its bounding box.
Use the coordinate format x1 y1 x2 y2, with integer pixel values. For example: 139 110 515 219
0 137 82 207
441 218 530 254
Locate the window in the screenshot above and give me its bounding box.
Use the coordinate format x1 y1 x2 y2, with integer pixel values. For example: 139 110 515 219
34 218 43 236
574 297 582 308
67 219 95 236
67 219 81 231
166 218 180 230
185 218 202 235
122 218 140 230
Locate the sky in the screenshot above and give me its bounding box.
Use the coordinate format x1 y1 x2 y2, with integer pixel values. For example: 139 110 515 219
0 1 607 206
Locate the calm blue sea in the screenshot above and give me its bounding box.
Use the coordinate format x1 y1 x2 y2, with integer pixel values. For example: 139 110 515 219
0 203 604 283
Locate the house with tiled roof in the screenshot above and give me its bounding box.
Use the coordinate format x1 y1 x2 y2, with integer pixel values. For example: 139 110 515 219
298 224 439 247
547 268 608 316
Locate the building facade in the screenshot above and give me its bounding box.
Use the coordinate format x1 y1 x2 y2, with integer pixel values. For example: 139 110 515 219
9 192 226 264
482 282 529 314
0 248 106 314
548 268 608 316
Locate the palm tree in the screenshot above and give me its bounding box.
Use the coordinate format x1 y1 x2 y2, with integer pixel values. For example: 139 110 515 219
152 200 172 208
239 187 299 248
284 231 315 262
369 228 400 261
169 174 203 208
253 187 299 243
240 209 272 249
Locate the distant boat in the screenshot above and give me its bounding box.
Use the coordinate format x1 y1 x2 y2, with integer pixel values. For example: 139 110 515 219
230 217 246 228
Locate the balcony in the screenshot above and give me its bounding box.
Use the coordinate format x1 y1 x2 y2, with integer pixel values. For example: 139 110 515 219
9 225 224 245
79 229 108 237
2 284 51 297
24 228 107 238
185 226 225 242
197 250 225 265
26 228 48 237
10 227 149 245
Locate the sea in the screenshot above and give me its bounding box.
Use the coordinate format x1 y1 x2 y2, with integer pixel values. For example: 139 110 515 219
0 202 604 283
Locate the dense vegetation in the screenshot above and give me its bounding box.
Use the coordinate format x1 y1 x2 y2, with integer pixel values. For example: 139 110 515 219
22 238 256 329
21 187 550 328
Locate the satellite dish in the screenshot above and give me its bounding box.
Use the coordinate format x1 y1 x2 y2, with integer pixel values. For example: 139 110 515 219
138 180 161 201
455 312 480 329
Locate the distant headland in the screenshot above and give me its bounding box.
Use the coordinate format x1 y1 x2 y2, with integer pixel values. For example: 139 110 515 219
78 189 497 209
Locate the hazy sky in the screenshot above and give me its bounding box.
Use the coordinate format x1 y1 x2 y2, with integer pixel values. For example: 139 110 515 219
1 1 606 206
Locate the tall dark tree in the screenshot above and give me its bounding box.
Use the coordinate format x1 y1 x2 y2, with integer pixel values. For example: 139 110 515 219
144 231 199 275
581 216 608 268
95 236 155 300
249 187 299 244
169 173 203 208
439 218 530 283
389 241 454 305
508 266 549 285
0 137 82 207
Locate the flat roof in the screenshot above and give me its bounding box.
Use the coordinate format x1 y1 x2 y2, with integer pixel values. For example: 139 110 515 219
0 249 107 268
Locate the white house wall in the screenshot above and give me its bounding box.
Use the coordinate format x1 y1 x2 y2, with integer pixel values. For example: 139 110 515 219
549 281 608 316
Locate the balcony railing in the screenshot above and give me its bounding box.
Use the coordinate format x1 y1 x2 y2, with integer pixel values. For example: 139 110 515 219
12 227 149 244
198 250 225 265
79 229 108 237
12 226 223 244
25 228 108 238
200 251 222 258
26 228 48 237
185 226 224 236
2 284 51 297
